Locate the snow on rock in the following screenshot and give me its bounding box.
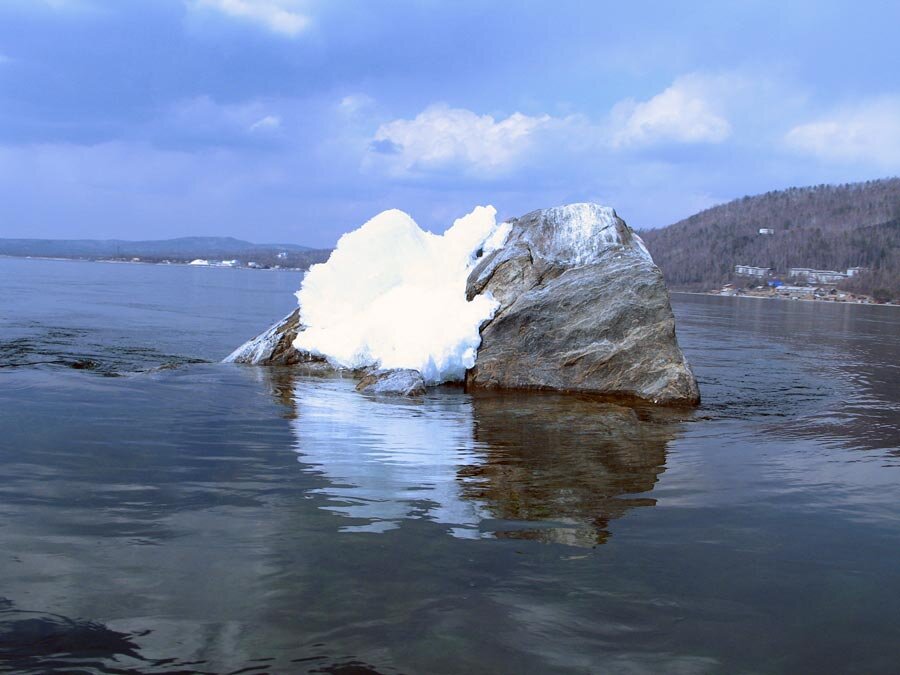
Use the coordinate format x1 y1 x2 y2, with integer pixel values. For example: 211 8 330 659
529 203 652 266
292 206 509 384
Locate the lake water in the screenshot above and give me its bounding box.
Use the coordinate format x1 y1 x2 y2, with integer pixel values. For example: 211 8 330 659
1 257 899 674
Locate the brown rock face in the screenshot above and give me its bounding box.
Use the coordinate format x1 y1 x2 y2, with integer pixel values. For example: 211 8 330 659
465 204 700 406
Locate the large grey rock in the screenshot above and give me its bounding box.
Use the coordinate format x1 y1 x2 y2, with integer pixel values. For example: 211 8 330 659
355 368 427 396
465 203 699 405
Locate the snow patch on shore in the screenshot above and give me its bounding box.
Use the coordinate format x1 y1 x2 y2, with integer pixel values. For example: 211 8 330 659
293 206 508 383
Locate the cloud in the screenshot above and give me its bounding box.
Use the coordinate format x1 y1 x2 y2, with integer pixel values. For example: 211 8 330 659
363 75 745 180
192 0 310 37
158 96 284 147
362 77 743 181
249 114 281 132
368 104 552 178
611 74 733 147
784 96 900 169
338 94 375 117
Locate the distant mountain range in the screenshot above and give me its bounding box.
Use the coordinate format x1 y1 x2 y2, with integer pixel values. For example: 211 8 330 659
638 178 900 301
0 236 331 269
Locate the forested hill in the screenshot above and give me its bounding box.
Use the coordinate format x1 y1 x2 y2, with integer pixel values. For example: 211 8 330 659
638 178 900 299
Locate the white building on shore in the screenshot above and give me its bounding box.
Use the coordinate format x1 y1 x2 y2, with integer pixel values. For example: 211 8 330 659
789 267 848 284
735 265 771 278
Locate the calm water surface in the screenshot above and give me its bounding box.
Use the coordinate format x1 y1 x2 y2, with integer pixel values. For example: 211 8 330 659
1 258 898 674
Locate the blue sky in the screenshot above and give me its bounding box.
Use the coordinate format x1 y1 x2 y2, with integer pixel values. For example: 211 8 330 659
1 0 898 246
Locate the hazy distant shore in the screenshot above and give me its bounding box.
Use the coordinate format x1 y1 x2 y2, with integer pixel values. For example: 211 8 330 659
0 253 311 271
672 290 898 307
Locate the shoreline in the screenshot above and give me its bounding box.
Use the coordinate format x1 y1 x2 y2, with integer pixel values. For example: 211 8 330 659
671 290 899 308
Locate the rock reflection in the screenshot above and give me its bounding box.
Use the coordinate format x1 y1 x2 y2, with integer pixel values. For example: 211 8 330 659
275 371 682 546
462 392 681 546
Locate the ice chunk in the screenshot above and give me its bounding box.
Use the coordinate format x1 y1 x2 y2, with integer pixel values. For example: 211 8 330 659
293 206 508 384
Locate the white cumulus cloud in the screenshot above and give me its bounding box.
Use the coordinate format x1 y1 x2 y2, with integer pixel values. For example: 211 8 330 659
368 104 552 177
611 74 733 147
784 96 900 169
193 0 310 37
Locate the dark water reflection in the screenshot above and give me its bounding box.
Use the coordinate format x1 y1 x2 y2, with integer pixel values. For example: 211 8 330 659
464 393 677 546
2 260 900 673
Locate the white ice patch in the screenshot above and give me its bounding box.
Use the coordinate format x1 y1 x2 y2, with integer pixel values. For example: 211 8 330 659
293 206 509 384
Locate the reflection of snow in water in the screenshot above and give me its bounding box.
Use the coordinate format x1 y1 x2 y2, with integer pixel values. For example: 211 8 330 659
291 379 487 537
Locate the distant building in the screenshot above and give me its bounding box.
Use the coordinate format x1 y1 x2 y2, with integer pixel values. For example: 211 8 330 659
776 285 815 295
758 228 775 235
846 267 867 277
789 267 847 284
189 259 209 266
735 265 771 278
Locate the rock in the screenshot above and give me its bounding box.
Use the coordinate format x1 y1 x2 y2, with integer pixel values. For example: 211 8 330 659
224 308 332 371
355 368 427 396
225 202 699 406
465 203 700 405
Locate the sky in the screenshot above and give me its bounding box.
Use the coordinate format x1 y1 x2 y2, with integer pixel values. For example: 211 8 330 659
1 0 898 247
